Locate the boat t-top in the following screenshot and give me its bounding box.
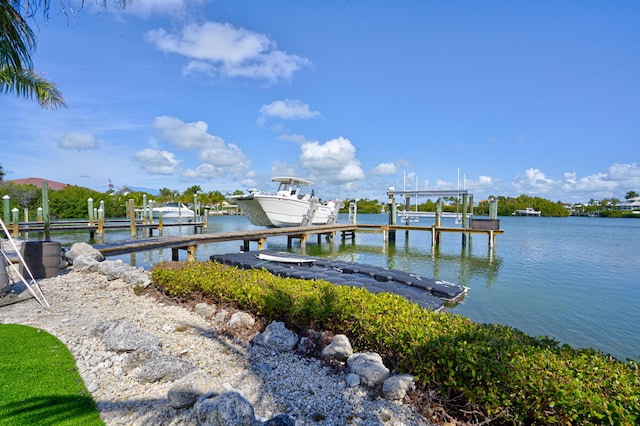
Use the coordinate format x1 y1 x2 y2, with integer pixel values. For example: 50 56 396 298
231 176 340 228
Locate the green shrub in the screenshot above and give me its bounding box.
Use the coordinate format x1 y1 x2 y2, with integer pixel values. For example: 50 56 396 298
152 261 640 424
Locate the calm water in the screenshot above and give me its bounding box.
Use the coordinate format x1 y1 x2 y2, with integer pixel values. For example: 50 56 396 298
35 214 640 362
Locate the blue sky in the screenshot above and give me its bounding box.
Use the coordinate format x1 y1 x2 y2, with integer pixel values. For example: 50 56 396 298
2 0 639 203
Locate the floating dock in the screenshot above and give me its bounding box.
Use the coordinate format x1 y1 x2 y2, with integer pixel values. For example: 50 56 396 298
210 250 468 311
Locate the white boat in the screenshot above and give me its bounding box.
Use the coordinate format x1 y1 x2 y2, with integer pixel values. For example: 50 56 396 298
231 177 340 228
152 202 196 219
512 207 541 216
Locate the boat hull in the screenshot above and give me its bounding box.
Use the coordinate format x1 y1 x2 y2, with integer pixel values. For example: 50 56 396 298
233 195 274 227
233 194 337 227
151 203 196 219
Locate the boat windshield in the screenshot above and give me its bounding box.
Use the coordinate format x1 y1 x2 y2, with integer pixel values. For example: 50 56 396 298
277 181 300 195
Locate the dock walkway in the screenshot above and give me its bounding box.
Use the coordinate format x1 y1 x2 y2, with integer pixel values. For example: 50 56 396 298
92 222 503 261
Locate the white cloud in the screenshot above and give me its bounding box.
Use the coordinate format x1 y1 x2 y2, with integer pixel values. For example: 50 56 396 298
605 162 640 181
560 163 640 198
132 148 182 175
153 116 219 149
259 99 321 120
277 133 309 144
146 21 310 83
372 162 397 175
121 0 205 18
152 115 250 180
58 132 99 150
511 168 557 194
198 143 247 167
465 175 500 193
505 163 640 201
299 137 365 183
269 161 298 179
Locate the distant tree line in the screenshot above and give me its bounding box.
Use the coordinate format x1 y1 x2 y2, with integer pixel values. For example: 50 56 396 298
0 181 241 220
342 194 572 217
1 171 637 220
341 191 637 218
0 182 127 220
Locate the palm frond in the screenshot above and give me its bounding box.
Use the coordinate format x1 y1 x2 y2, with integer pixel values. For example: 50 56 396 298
0 65 66 109
0 0 37 69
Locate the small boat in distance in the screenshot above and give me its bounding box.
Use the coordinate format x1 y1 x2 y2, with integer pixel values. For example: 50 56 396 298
512 207 541 216
232 176 340 228
152 202 196 219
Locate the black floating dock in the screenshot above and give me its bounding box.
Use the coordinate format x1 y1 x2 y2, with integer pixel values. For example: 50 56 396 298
209 250 467 312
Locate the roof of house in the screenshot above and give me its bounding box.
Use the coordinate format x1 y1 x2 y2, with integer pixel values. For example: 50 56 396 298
5 177 69 191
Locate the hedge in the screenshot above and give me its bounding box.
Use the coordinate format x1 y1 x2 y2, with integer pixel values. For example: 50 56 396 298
151 261 639 424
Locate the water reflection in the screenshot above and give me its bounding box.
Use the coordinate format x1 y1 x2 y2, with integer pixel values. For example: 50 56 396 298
299 235 502 290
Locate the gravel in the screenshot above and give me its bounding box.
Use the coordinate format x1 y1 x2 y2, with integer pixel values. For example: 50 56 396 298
1 269 431 425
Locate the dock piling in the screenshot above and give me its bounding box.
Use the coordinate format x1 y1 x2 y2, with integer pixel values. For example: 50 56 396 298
88 198 94 226
128 199 136 237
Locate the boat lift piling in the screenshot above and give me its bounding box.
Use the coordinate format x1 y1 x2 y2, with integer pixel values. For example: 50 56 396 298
387 188 501 249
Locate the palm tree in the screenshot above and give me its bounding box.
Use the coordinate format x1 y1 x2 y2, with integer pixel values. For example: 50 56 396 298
625 190 638 200
0 0 66 108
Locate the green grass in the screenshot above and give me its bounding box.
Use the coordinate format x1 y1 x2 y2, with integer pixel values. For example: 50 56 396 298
0 324 104 426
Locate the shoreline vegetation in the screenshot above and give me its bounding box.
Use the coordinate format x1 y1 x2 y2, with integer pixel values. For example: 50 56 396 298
1 181 639 220
152 261 638 424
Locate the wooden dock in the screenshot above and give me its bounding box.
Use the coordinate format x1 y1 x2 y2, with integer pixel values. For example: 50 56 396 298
4 219 206 240
92 222 503 262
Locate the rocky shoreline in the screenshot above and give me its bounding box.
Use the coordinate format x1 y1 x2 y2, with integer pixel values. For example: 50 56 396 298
1 243 432 425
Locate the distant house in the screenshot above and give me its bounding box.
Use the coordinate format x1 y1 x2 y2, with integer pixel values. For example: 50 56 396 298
111 186 136 196
5 177 68 191
615 197 640 212
111 186 160 197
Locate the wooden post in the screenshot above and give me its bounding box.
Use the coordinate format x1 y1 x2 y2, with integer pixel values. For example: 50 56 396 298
88 198 94 226
469 195 474 245
142 195 147 224
23 207 29 239
489 197 498 220
258 238 266 250
172 248 179 261
435 198 442 245
388 189 396 242
405 195 410 226
187 245 197 262
462 193 468 246
11 208 19 237
3 195 10 226
37 207 43 222
97 208 104 234
129 199 136 237
42 182 50 240
148 200 154 224
158 212 163 234
244 240 251 251
431 224 437 246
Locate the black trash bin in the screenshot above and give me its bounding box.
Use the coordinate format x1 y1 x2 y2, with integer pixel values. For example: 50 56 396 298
20 241 62 279
0 262 9 293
